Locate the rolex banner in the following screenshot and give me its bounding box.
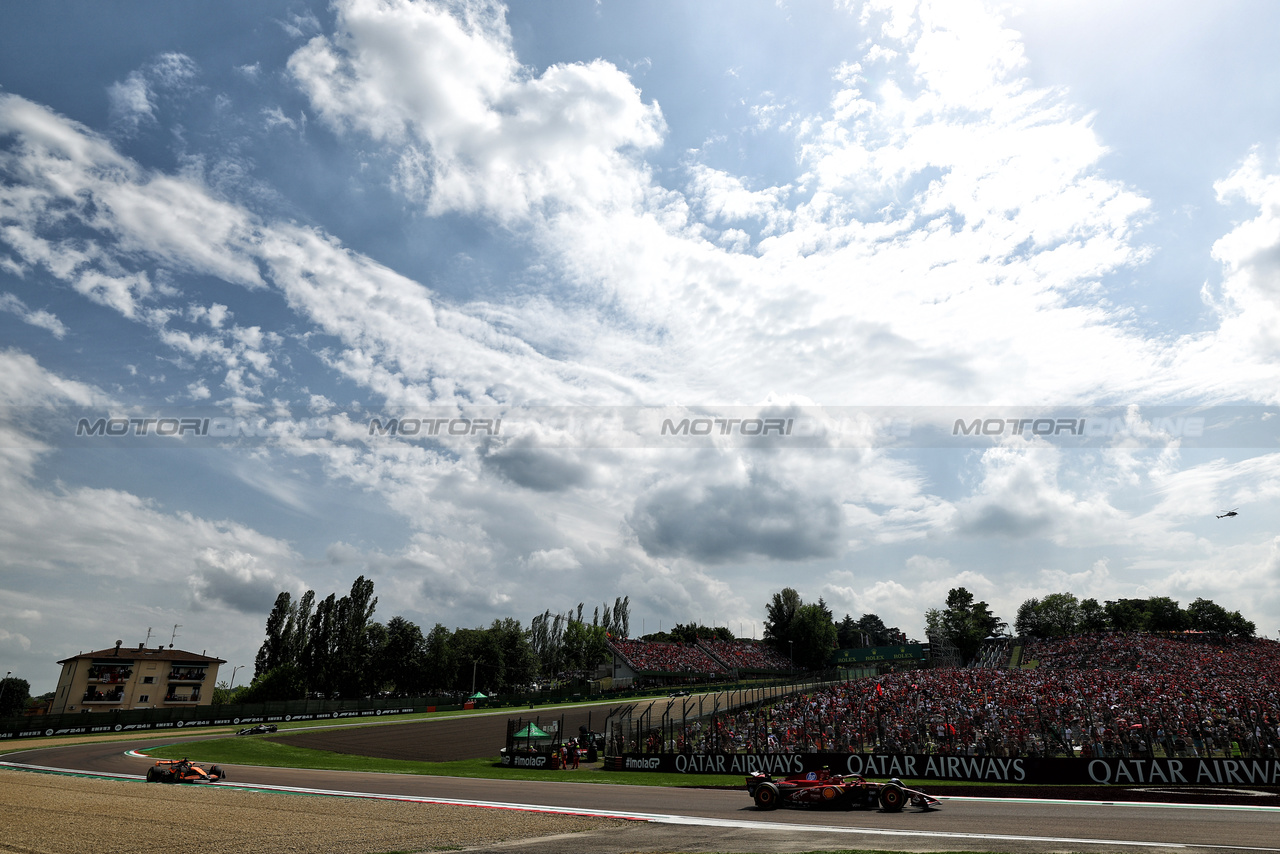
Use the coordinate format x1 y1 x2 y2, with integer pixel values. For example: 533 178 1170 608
612 752 1280 786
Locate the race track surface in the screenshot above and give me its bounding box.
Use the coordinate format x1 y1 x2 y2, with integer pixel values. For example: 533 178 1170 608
6 708 1280 854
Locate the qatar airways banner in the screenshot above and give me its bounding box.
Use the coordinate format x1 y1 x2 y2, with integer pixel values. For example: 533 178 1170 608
614 752 1280 786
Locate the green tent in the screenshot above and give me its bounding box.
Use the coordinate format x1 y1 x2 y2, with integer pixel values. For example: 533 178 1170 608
513 723 551 740
469 691 488 699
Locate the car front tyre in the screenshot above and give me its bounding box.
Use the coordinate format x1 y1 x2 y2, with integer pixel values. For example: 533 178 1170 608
879 784 906 812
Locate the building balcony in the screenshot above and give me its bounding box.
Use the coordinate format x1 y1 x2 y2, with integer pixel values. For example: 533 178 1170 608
167 671 207 682
81 691 124 703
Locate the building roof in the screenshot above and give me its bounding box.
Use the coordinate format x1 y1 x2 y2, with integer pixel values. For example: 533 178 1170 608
58 645 226 665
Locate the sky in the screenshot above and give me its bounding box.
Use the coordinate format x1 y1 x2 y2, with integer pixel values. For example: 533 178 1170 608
3 0 1280 694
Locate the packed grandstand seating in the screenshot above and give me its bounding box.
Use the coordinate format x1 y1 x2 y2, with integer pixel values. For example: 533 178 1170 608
609 637 795 675
609 638 728 675
620 632 1280 759
700 639 794 672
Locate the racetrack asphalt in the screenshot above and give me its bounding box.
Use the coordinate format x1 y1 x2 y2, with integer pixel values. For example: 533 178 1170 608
6 705 1280 854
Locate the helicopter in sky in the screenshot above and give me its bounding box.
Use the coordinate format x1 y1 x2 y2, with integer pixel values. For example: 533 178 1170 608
1216 509 1239 519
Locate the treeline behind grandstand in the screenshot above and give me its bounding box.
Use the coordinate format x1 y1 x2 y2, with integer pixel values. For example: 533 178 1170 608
1013 593 1255 640
242 577 633 703
238 576 1257 702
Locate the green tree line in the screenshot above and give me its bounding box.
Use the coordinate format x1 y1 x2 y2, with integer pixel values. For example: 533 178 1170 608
238 576 1258 703
242 578 631 702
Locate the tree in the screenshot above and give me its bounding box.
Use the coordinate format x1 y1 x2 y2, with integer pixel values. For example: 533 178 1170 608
1222 610 1257 639
1015 593 1080 638
936 587 1006 664
1144 596 1187 633
855 613 893 646
334 575 379 697
610 595 630 637
1078 597 1108 632
212 680 248 705
254 591 294 678
560 618 595 673
1187 598 1255 638
836 614 859 649
489 617 537 692
763 587 802 654
379 616 427 695
423 623 454 692
1015 598 1043 638
237 663 306 703
791 603 839 669
1105 598 1148 632
0 675 29 718
289 589 315 665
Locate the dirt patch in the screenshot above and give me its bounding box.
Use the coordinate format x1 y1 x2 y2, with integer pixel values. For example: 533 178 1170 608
0 767 632 854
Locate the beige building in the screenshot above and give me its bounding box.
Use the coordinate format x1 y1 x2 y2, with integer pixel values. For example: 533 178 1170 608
51 642 225 714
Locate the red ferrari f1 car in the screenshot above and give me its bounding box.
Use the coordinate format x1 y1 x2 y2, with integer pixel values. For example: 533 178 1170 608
746 769 939 811
145 758 225 783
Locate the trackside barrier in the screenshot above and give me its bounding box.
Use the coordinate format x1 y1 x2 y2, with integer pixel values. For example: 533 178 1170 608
0 703 425 741
2 675 823 742
607 752 1280 786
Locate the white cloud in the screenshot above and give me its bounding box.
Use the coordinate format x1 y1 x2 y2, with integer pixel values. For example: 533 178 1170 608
0 292 67 338
288 0 665 222
522 547 580 572
1209 149 1280 368
106 54 198 134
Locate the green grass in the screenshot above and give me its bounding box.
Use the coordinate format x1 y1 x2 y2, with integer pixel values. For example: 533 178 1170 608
144 736 745 788
142 736 1040 791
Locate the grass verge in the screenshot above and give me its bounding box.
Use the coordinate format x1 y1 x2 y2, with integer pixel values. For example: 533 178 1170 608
141 737 1029 792
143 737 745 787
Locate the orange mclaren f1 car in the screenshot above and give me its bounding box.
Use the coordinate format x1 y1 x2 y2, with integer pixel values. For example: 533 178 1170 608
746 768 939 811
145 758 226 783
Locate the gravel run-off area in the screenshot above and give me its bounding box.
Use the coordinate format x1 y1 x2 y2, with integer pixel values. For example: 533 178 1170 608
0 767 636 854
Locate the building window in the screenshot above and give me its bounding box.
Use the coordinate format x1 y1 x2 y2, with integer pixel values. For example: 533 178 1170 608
138 695 149 702
142 676 155 684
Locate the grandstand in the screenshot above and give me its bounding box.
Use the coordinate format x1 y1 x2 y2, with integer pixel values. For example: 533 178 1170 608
608 638 728 686
614 632 1280 759
699 639 794 674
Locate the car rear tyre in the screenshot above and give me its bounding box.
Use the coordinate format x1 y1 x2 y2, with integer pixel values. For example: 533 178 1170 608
879 784 906 812
753 782 780 810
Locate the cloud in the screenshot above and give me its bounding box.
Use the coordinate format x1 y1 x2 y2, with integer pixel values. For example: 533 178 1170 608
0 293 67 338
1209 149 1280 369
288 0 665 221
480 443 593 492
106 53 198 134
628 468 843 562
189 548 292 613
953 442 1125 543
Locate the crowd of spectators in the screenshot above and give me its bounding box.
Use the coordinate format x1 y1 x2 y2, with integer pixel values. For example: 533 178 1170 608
700 640 794 672
620 633 1280 759
610 639 728 675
